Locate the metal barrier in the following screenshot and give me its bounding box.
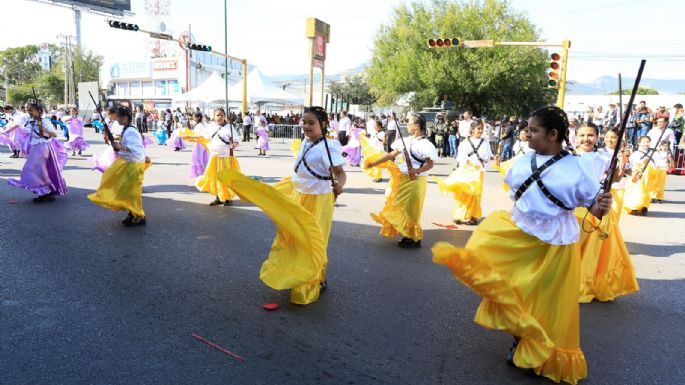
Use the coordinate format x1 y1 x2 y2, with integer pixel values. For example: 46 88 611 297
235 123 302 143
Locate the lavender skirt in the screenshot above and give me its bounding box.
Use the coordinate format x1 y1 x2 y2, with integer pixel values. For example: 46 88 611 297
66 135 89 151
166 132 186 150
90 147 118 173
8 140 68 196
342 145 362 166
142 135 154 148
257 136 270 151
190 143 209 178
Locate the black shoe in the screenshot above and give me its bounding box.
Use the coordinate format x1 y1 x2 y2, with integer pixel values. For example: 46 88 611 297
78 151 82 156
464 218 479 226
506 340 518 366
32 194 55 203
123 216 146 227
121 212 134 224
650 198 656 203
657 199 664 204
640 207 648 216
320 280 327 292
398 237 421 248
372 178 382 183
209 198 223 206
223 200 233 206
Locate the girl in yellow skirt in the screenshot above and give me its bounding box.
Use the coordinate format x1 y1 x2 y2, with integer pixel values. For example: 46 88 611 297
433 106 613 385
368 114 438 248
88 107 150 227
195 108 241 206
650 140 673 203
624 136 655 216
574 125 638 302
435 119 493 225
218 106 346 305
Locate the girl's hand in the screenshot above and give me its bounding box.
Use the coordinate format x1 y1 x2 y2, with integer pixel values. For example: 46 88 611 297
112 142 122 151
332 182 343 196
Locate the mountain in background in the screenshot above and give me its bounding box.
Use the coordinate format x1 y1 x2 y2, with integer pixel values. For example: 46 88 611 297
567 76 685 95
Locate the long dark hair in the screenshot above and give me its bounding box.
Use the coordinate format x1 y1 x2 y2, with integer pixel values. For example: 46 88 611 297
530 106 569 144
304 106 329 130
116 106 133 126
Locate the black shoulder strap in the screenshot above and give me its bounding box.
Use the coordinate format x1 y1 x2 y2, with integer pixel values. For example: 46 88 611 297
409 137 427 166
294 138 331 180
467 138 486 166
514 151 573 210
212 125 233 145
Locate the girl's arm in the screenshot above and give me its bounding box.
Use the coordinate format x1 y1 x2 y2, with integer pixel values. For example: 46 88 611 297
332 165 346 196
367 150 400 168
589 191 613 218
409 158 434 176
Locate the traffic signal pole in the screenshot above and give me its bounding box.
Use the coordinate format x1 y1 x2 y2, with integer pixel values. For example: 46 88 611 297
108 19 249 113
428 38 572 109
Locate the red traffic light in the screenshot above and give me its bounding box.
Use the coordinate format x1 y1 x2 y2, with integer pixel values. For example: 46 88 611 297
550 62 560 70
428 39 436 47
550 53 561 61
428 38 464 48
436 39 445 47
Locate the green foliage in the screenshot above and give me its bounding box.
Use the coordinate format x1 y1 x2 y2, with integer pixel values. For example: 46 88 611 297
367 0 554 116
7 85 34 105
608 87 659 95
0 46 42 86
0 44 102 105
329 73 377 106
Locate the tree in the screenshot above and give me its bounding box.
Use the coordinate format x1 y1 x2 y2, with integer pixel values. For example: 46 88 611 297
0 46 42 87
329 73 376 106
367 0 554 116
608 87 659 95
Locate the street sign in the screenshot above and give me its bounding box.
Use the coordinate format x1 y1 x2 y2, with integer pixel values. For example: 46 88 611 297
463 39 495 48
178 31 195 51
313 58 325 69
150 32 173 41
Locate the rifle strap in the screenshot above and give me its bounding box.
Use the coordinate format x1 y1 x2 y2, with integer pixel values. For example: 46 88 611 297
514 151 573 210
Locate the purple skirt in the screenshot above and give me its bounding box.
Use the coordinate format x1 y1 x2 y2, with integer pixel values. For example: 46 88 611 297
190 143 209 178
66 135 89 151
343 145 362 166
90 147 118 173
257 136 270 151
142 135 154 148
8 140 68 196
166 133 186 150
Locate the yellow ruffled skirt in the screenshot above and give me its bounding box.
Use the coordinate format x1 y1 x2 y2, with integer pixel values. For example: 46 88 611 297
371 174 427 241
433 211 587 385
493 157 517 192
623 164 658 212
575 188 639 303
195 155 241 201
433 165 483 221
649 167 667 200
88 158 150 218
218 170 332 305
290 139 302 158
360 135 389 181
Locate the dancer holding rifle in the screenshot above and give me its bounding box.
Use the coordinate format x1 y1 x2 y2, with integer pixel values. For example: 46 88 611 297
368 113 438 248
218 106 346 305
7 100 68 203
88 107 150 227
433 106 615 384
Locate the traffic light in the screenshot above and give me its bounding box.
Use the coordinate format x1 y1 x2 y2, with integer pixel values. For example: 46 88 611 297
108 20 139 31
427 38 463 48
187 43 212 52
547 52 561 89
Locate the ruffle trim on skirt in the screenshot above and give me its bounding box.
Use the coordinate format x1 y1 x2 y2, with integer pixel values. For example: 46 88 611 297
370 208 422 241
432 242 587 385
7 179 67 196
66 136 89 151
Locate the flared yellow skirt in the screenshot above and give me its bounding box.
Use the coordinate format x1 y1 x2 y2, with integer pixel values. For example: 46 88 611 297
575 188 639 303
433 211 587 385
623 164 659 212
371 174 427 241
649 167 667 200
88 158 149 218
360 135 400 182
195 155 241 201
433 165 483 221
290 139 302 158
218 170 331 305
493 158 516 192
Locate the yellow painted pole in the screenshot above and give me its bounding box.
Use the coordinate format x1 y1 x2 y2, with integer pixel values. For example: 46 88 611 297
320 66 325 107
556 39 572 109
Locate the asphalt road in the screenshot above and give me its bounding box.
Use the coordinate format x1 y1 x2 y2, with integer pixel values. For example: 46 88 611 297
1 132 684 385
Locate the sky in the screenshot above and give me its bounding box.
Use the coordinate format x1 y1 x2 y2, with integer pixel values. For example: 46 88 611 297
2 0 684 84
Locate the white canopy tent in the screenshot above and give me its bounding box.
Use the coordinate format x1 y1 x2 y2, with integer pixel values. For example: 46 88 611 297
173 69 303 107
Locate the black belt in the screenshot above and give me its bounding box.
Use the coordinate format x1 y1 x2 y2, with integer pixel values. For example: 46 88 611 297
514 151 573 210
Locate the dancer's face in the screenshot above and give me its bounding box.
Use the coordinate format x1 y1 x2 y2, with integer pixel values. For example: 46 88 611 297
471 124 483 139
526 117 560 154
604 131 618 150
302 112 323 140
576 126 597 153
214 110 226 126
27 106 41 119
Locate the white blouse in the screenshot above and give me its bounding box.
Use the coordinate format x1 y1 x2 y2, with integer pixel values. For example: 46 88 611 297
23 118 56 145
391 136 439 176
628 149 653 170
292 138 345 194
119 126 146 163
456 137 492 170
513 140 532 156
206 123 240 157
505 151 602 245
652 151 669 168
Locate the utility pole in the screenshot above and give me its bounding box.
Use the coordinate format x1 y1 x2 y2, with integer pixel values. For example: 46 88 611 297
58 34 77 106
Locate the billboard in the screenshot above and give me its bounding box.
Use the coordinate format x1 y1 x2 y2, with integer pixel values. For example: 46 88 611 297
51 1 131 14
